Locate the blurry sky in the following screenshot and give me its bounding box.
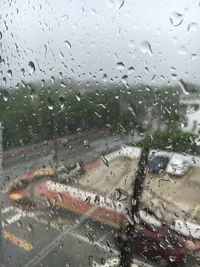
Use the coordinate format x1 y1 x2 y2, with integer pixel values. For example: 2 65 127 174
0 0 200 88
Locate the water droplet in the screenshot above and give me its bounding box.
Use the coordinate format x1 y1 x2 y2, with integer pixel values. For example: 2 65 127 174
3 77 6 85
28 224 33 232
178 79 189 95
30 89 36 100
60 81 66 88
59 72 63 79
51 76 55 84
94 195 100 205
7 69 12 78
83 139 89 148
28 61 35 75
103 73 107 82
128 66 135 74
59 96 65 111
122 75 129 88
187 22 198 32
64 40 71 49
169 255 177 262
48 97 54 110
178 46 187 55
86 232 94 244
21 68 25 76
95 112 101 118
59 241 63 249
84 196 91 203
44 44 47 58
118 0 124 9
145 67 149 74
191 53 197 60
76 94 81 101
41 79 45 87
140 41 152 56
107 0 124 9
3 90 9 102
100 258 106 265
170 12 184 26
116 62 125 70
17 220 23 228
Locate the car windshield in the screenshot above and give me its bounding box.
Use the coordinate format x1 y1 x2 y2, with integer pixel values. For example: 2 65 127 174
0 0 200 266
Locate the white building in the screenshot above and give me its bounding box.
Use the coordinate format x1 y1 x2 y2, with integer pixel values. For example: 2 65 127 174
180 94 200 135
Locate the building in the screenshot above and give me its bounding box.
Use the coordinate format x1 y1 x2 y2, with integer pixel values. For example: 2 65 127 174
180 94 200 135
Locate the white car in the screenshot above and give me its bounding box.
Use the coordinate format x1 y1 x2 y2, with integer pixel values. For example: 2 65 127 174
166 158 189 176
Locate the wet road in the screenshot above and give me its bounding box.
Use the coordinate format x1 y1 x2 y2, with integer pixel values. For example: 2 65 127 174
1 200 157 267
1 133 200 267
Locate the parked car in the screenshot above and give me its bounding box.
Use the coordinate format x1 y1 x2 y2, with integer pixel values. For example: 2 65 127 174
166 157 189 176
148 156 169 173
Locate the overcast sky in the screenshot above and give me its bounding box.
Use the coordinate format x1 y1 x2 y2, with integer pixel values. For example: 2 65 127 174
0 0 200 88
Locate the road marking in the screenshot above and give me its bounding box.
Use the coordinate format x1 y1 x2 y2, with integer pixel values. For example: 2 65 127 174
3 230 33 251
3 213 22 227
28 214 118 253
23 177 136 267
2 208 42 227
2 206 14 214
70 231 118 254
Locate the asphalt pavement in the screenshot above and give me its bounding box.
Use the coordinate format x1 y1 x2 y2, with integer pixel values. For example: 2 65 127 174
1 132 200 267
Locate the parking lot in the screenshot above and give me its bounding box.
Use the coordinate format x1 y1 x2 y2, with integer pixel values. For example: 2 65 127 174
2 140 200 267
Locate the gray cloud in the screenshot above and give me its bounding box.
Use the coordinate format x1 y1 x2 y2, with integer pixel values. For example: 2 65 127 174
0 0 200 87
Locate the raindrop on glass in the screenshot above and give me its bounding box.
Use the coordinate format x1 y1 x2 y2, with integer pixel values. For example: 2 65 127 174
170 12 184 26
21 68 25 76
30 89 36 100
3 90 8 102
28 224 33 232
140 41 152 56
7 69 12 78
122 75 129 88
51 76 55 84
64 40 71 49
187 22 198 32
28 61 35 75
84 139 89 148
103 73 107 82
178 79 189 95
128 66 135 74
76 94 81 101
48 97 54 110
59 96 65 111
116 62 125 70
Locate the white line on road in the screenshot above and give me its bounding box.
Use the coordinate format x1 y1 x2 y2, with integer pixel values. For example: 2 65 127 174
3 213 22 227
23 175 149 267
27 214 118 253
27 215 154 267
2 207 42 227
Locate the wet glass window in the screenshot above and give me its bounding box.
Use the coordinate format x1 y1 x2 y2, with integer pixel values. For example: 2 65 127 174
0 0 200 266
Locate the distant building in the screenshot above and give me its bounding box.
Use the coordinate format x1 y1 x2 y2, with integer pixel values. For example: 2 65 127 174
180 94 200 135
